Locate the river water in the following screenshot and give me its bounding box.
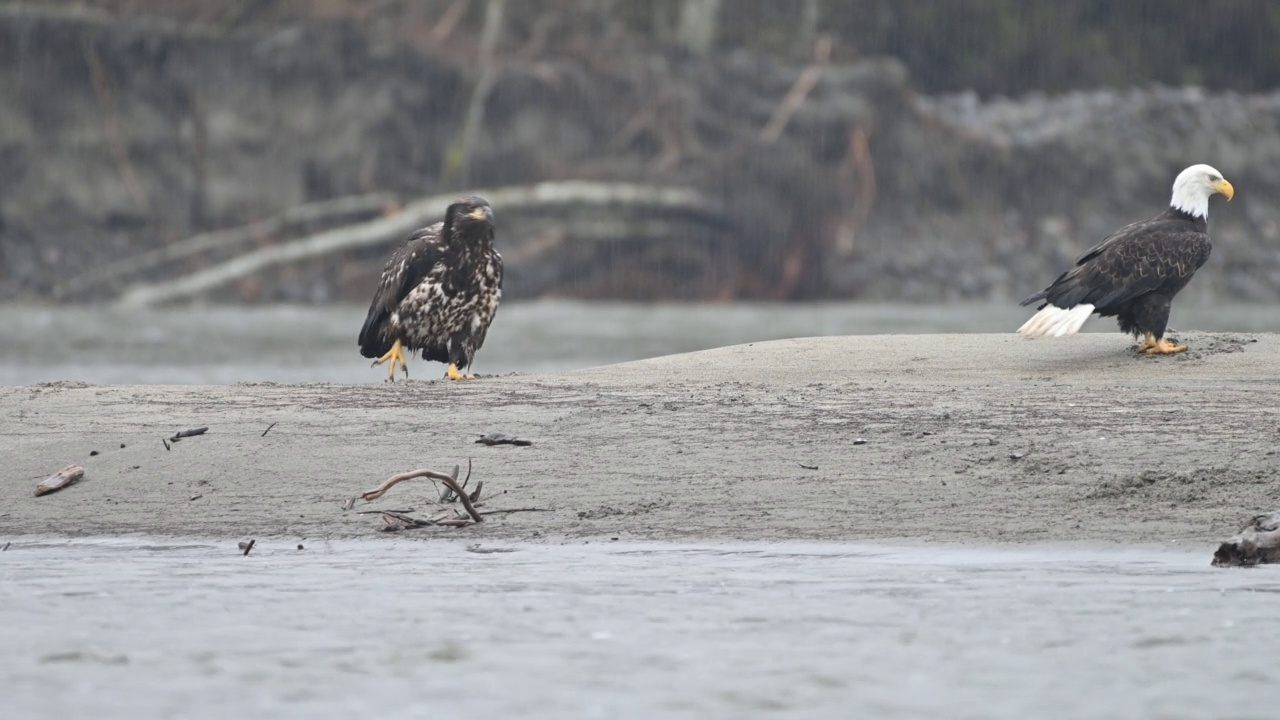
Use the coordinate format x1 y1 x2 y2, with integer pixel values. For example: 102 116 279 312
3 539 1277 719
3 300 1280 384
5 301 1280 718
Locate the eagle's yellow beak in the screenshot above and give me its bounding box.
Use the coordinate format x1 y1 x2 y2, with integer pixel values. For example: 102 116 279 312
468 207 488 220
1214 178 1234 201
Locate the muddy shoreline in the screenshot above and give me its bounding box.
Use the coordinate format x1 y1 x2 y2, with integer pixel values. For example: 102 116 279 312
3 332 1278 545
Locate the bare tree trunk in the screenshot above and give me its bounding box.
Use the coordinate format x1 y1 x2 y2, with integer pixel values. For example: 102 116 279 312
794 0 819 59
441 0 506 187
676 0 721 56
115 181 724 307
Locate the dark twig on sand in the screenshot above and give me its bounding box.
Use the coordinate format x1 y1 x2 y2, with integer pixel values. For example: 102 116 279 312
238 539 255 556
261 422 277 437
34 465 85 497
2 542 10 552
476 432 532 446
162 438 170 451
170 427 209 442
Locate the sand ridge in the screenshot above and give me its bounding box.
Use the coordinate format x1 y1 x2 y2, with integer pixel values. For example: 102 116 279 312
2 332 1278 544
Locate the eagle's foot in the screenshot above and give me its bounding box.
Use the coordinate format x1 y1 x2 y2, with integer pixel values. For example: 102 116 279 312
445 362 475 380
371 339 409 381
1143 338 1187 355
1135 333 1158 353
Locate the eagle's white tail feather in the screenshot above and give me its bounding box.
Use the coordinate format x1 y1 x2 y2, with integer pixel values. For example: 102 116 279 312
1017 303 1095 338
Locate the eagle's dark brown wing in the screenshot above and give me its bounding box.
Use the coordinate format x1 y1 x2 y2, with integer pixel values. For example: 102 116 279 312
1021 214 1211 312
357 222 445 359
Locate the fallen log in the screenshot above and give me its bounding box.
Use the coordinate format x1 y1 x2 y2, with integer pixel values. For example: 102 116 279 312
117 181 725 307
1213 511 1280 567
34 465 85 497
61 192 395 298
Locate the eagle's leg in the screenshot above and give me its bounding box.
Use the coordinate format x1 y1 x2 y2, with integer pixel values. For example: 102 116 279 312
445 362 475 380
1135 332 1158 352
371 339 409 381
1144 337 1187 355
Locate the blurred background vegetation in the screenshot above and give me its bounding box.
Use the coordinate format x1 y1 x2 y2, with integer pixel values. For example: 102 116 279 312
60 0 1280 95
5 0 1280 305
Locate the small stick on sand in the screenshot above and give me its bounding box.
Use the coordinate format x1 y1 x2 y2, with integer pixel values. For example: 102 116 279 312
261 422 277 438
434 518 473 527
238 539 256 556
476 432 532 446
170 427 208 442
476 508 551 516
34 465 85 497
468 480 484 504
162 438 170 451
2 542 10 551
381 511 430 529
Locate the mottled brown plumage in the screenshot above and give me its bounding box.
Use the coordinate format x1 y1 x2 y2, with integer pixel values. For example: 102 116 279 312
358 196 502 380
1018 164 1233 353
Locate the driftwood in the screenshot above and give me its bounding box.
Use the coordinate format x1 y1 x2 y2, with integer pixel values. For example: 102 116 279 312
346 467 482 522
170 427 208 442
34 465 85 497
62 192 394 298
438 461 472 503
347 461 547 530
116 181 724 307
476 432 532 446
238 539 256 556
1213 511 1280 567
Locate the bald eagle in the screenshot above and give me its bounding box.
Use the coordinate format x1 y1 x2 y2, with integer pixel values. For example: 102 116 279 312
358 196 502 381
1017 164 1233 354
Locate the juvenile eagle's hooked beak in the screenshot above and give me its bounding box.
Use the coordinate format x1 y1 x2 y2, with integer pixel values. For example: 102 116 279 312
1214 177 1235 201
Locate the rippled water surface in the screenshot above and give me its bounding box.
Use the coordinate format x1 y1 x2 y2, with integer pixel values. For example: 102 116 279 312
3 301 1279 384
3 539 1279 719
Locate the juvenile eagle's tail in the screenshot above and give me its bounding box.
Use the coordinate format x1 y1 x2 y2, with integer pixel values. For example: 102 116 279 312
358 306 390 358
1017 303 1095 338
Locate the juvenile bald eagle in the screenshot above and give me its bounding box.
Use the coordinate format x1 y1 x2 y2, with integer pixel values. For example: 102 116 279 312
358 196 502 381
1017 164 1233 354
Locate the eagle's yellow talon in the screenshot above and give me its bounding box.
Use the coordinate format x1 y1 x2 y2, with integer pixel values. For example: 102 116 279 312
1143 338 1187 355
371 339 409 382
445 363 474 380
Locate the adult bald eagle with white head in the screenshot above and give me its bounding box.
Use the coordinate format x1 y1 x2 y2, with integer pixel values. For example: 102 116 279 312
1017 164 1233 354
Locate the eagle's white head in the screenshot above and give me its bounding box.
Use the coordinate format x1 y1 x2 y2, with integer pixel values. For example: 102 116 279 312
1170 164 1234 219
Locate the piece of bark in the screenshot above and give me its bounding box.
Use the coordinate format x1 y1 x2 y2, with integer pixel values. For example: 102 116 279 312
1213 511 1280 567
476 432 532 446
34 465 85 497
169 427 208 442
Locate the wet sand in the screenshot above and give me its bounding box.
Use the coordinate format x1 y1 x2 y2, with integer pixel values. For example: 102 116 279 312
3 332 1277 545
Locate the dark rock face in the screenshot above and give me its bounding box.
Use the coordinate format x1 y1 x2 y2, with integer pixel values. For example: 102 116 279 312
3 9 1280 303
